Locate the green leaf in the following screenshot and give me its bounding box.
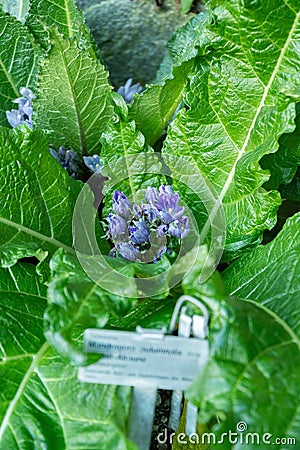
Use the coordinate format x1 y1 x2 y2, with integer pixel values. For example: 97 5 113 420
262 103 300 189
223 213 300 338
100 97 163 203
171 244 300 446
0 0 29 21
165 11 215 66
0 127 82 267
187 297 300 448
107 297 176 331
26 0 97 55
106 246 226 332
129 13 212 145
45 249 137 365
180 0 194 14
0 263 136 450
163 1 300 257
45 245 175 364
0 10 39 126
129 61 192 146
28 0 83 38
0 264 47 350
34 30 113 155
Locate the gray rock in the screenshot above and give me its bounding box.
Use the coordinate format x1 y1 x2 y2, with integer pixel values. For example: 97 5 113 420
77 0 100 9
76 0 191 86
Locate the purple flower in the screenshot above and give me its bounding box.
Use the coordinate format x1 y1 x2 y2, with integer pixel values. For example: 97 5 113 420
168 222 181 239
6 87 35 129
158 210 174 224
144 185 184 224
143 187 160 222
117 78 142 104
113 190 132 220
19 87 35 99
107 213 127 238
133 204 143 219
156 224 168 237
50 148 60 162
50 147 79 178
116 242 140 261
6 110 22 128
129 219 149 245
142 203 159 223
178 216 190 239
155 185 185 223
169 216 190 239
83 154 103 173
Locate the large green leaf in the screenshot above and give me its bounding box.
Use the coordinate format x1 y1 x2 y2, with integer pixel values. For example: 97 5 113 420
129 13 212 145
163 1 300 257
0 127 82 267
26 0 97 55
128 61 191 146
44 249 137 365
0 263 137 450
0 0 29 21
45 247 174 363
223 213 300 338
28 0 83 38
34 30 113 155
0 10 39 125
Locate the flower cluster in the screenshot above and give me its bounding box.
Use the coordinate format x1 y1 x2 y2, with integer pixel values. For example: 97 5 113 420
117 78 142 104
6 87 35 129
107 186 190 263
50 148 103 179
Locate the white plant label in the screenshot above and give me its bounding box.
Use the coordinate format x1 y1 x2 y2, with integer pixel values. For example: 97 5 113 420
78 328 209 390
